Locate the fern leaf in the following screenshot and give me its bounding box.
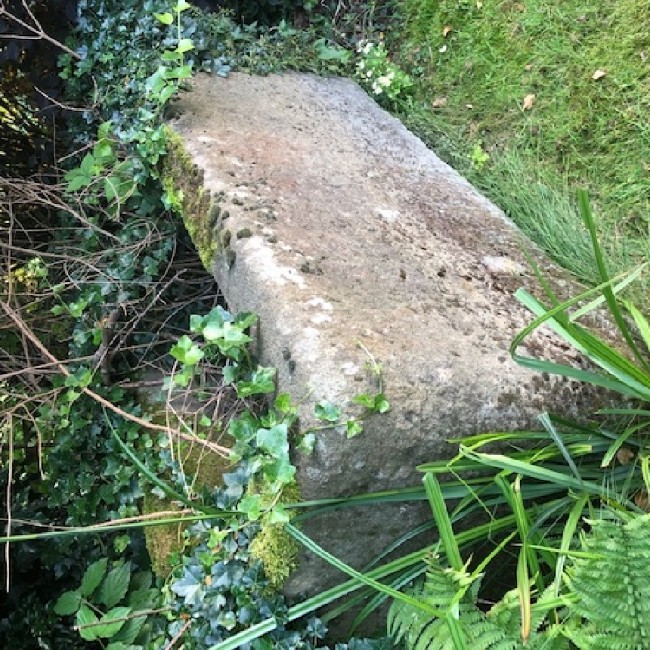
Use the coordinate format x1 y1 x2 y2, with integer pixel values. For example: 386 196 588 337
566 513 650 650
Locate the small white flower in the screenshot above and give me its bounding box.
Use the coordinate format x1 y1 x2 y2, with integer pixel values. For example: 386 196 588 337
358 60 365 70
377 75 391 87
362 42 374 55
439 44 447 53
366 70 372 78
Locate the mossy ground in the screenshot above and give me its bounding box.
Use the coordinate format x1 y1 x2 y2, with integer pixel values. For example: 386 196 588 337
390 0 650 294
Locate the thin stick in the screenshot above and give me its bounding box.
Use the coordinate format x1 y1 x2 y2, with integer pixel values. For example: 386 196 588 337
1 301 230 456
4 414 13 592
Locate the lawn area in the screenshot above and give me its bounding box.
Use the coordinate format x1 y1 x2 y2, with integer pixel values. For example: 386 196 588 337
389 0 650 290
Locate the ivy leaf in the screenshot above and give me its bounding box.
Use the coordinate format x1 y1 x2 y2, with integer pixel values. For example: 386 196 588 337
154 12 173 24
256 424 289 458
346 419 364 438
222 364 238 385
236 366 276 397
315 400 341 422
171 567 204 606
176 38 195 54
373 393 390 413
267 505 290 524
238 494 262 521
98 562 131 609
80 557 108 597
297 432 316 454
76 604 100 641
352 393 374 409
54 590 82 616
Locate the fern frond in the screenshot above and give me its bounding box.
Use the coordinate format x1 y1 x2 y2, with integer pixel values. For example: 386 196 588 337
566 513 650 650
388 554 569 650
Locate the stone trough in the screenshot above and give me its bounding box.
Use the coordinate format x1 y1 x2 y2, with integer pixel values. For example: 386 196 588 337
167 72 600 601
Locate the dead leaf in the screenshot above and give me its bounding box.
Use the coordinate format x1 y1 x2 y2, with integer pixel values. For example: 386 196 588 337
522 93 536 110
592 69 607 80
443 25 452 37
616 446 635 465
634 489 650 512
524 64 533 71
431 97 448 109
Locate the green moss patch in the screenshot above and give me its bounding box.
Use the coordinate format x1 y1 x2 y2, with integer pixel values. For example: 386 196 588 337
161 126 224 271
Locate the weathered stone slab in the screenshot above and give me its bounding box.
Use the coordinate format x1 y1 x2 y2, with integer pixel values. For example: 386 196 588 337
169 72 599 603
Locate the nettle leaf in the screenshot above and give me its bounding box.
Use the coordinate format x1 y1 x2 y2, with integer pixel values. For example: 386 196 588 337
256 424 289 458
54 590 82 616
76 604 100 642
95 606 131 639
98 562 131 609
80 557 108 597
315 400 341 423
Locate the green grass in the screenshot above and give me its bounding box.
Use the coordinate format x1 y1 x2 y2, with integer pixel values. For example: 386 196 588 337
391 0 650 291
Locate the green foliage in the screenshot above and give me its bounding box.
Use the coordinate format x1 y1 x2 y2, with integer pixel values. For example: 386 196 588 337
565 514 650 650
355 39 413 108
54 559 162 646
388 554 567 650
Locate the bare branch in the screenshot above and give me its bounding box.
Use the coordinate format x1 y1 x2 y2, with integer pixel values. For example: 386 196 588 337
0 0 81 59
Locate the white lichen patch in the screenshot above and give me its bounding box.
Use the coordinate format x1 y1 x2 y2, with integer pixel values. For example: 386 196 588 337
375 208 400 223
481 255 526 276
241 237 306 288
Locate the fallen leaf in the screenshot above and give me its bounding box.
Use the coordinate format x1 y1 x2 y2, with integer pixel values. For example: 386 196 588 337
522 93 536 110
592 69 607 80
634 489 650 512
443 25 452 37
431 97 448 109
524 63 533 71
617 446 635 465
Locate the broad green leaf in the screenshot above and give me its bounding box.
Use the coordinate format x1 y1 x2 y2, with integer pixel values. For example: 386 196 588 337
154 11 173 24
175 0 192 11
77 604 100 641
80 152 96 175
351 393 375 409
373 393 390 413
54 590 82 616
98 562 131 608
95 606 131 639
80 557 108 597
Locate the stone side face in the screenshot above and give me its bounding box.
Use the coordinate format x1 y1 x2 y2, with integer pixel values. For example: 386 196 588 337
169 72 606 603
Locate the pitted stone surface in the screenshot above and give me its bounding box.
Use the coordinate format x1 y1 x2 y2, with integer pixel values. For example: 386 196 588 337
169 72 607 604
